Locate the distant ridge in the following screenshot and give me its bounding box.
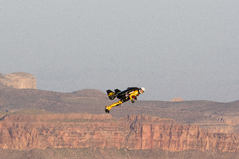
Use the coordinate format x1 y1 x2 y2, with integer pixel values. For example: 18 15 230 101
170 97 184 102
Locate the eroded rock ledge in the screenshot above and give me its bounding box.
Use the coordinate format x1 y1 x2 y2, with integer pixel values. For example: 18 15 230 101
0 113 238 152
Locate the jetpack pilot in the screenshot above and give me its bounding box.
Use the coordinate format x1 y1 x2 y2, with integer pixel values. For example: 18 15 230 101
105 87 145 113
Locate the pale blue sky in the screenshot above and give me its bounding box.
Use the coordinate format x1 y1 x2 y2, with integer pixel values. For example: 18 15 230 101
1 0 239 102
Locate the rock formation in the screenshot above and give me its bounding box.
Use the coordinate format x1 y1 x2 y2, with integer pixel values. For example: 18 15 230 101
0 72 36 89
0 113 238 152
170 97 184 102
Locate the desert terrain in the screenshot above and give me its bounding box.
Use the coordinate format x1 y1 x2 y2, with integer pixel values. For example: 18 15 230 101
0 72 239 159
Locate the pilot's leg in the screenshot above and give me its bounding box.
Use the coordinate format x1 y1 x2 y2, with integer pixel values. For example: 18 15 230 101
105 100 123 113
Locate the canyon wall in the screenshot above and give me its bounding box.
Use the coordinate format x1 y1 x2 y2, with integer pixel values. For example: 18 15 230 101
0 72 36 89
0 114 238 152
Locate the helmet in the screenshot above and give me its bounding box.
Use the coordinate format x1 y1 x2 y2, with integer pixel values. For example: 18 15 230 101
140 87 145 94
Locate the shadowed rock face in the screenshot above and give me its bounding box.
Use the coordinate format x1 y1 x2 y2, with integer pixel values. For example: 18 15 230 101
0 113 238 152
0 72 36 89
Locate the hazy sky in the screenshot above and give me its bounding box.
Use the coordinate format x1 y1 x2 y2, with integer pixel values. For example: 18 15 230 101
1 0 239 102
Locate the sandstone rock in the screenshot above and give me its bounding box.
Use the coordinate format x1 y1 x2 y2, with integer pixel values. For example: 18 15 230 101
170 97 184 102
0 114 239 152
0 72 36 89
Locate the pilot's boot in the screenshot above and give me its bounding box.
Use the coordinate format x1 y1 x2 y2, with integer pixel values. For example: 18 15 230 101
105 100 123 113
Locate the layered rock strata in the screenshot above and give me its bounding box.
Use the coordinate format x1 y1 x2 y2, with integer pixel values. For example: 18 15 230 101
0 114 238 152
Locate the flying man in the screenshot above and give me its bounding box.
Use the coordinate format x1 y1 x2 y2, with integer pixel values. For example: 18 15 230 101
105 87 145 113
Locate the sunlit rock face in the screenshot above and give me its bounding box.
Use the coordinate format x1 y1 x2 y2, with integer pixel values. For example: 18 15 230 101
0 72 36 89
0 114 239 152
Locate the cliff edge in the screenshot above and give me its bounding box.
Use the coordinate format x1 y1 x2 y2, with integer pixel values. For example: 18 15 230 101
0 113 238 152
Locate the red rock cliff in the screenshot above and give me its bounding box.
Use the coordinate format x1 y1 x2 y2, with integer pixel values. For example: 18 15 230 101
0 114 238 152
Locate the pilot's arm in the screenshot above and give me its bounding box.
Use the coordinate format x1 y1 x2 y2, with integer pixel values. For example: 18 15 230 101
129 90 139 103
